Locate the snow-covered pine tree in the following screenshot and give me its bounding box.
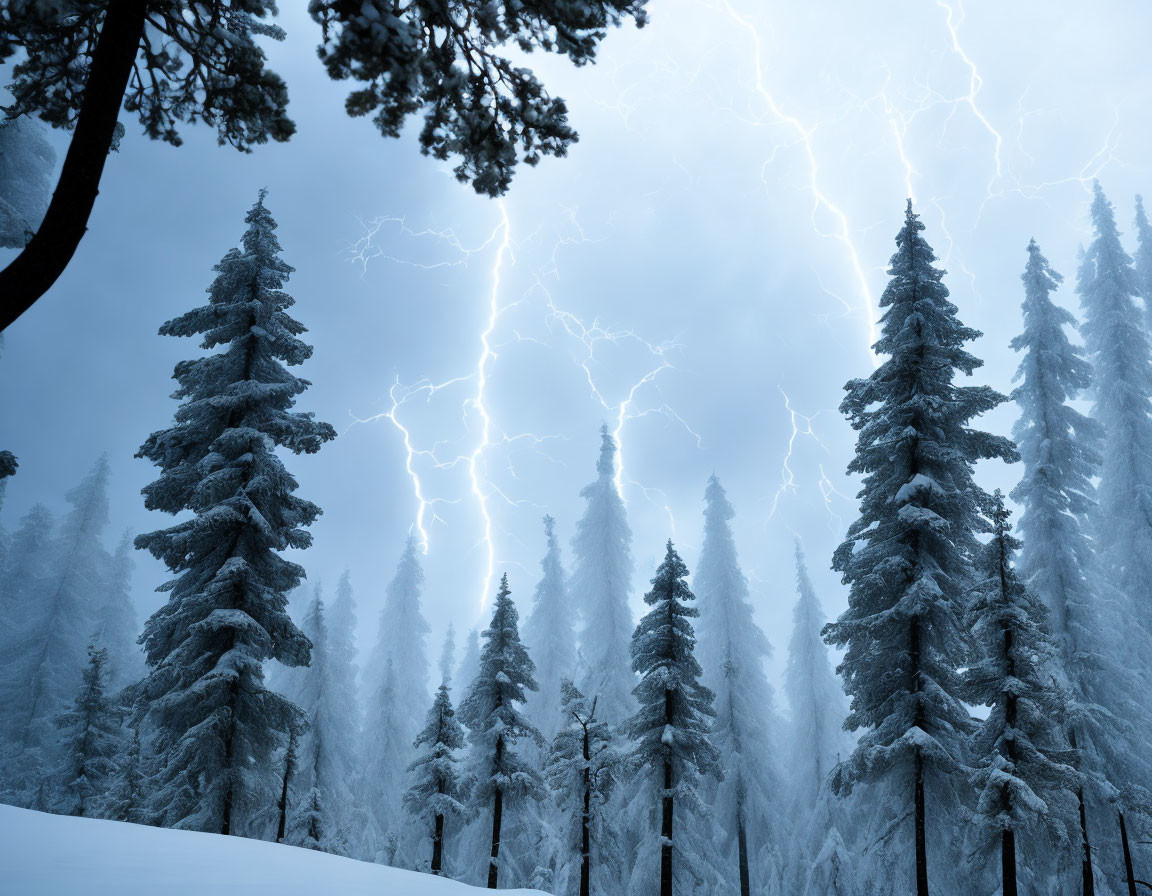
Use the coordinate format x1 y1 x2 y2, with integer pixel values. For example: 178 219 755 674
1078 184 1152 639
0 457 112 803
627 540 722 896
784 540 853 895
524 515 577 740
106 727 146 825
362 657 412 860
134 191 335 835
964 492 1078 896
571 426 636 725
546 679 620 896
366 534 431 759
1133 195 1152 332
459 574 545 888
326 570 366 850
824 202 1017 896
693 476 782 896
458 629 481 697
440 623 457 687
288 592 358 852
52 644 122 818
93 531 142 693
405 683 468 875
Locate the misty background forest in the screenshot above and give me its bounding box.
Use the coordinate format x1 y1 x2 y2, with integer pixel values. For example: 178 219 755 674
3 2 1152 895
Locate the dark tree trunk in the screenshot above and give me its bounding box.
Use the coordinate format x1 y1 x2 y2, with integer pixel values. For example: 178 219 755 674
1120 811 1138 896
736 808 751 896
581 722 591 896
432 812 445 875
0 0 148 332
662 757 674 896
1002 828 1017 896
1068 729 1095 896
488 733 504 889
914 748 929 896
488 786 503 889
275 733 295 844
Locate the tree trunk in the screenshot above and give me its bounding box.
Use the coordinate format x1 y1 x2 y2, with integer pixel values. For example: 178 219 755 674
581 723 591 896
432 812 445 875
488 787 503 889
1001 828 1017 896
736 807 751 896
0 0 148 332
662 757 674 896
914 748 929 896
275 737 293 843
1068 729 1095 896
1120 811 1138 896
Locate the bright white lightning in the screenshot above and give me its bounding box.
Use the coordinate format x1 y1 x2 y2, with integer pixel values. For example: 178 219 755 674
768 386 834 521
718 0 881 365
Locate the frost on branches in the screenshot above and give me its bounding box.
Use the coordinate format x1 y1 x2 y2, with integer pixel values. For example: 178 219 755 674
134 191 335 836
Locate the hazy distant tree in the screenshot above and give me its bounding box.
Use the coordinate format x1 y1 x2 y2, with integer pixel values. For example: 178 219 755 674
405 683 469 875
0 458 111 802
362 658 413 858
547 679 621 896
524 515 577 740
627 540 722 896
825 202 1016 896
459 574 545 888
571 426 636 725
134 192 334 835
0 0 648 329
693 476 782 896
1133 195 1152 332
458 629 482 699
965 493 1079 895
0 504 55 726
93 531 142 692
52 645 122 818
440 623 458 688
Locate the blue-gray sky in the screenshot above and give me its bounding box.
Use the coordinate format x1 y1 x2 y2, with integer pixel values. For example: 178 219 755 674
2 0 1149 690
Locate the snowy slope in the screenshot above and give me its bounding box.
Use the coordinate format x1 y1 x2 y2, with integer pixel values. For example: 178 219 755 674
0 804 543 895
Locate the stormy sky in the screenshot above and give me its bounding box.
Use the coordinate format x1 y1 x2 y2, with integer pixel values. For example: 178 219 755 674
2 0 1149 688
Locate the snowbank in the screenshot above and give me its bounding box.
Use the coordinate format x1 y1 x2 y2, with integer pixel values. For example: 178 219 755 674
0 803 543 895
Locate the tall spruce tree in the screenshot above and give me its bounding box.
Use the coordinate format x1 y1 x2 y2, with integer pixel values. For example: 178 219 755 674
405 683 468 876
93 531 142 693
571 426 636 725
1010 237 1121 892
1133 195 1152 332
458 628 481 698
0 457 111 803
693 476 782 896
134 191 334 835
1078 184 1152 638
524 515 577 740
824 202 1016 896
362 657 413 860
546 679 621 896
51 644 123 818
459 574 545 889
965 493 1079 896
440 623 458 687
627 540 722 896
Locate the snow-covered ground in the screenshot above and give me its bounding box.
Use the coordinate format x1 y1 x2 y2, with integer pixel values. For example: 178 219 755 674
0 804 543 895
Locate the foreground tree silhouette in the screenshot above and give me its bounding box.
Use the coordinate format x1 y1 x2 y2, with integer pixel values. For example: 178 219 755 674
0 0 648 330
135 192 334 835
825 202 1016 896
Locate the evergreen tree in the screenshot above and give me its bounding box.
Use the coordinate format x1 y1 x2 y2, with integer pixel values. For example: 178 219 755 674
965 493 1079 896
693 476 782 896
0 458 111 802
93 531 143 693
458 628 481 696
107 727 146 825
440 623 458 688
288 592 358 853
785 539 849 810
459 574 545 888
366 535 431 759
405 683 469 875
134 191 334 835
1078 184 1152 637
1010 237 1121 891
571 426 636 725
52 645 122 818
524 515 577 740
362 658 413 860
627 540 722 896
824 202 1016 896
547 679 620 896
1133 195 1152 332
